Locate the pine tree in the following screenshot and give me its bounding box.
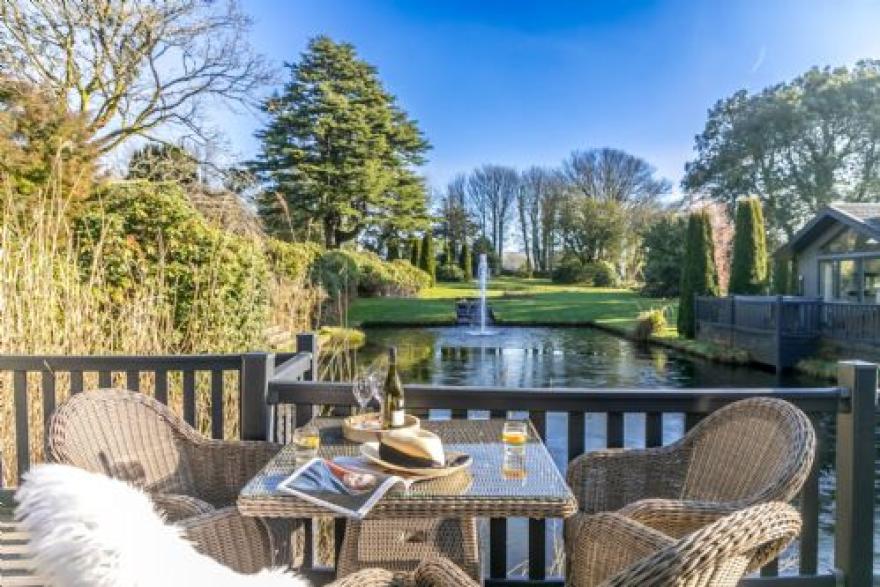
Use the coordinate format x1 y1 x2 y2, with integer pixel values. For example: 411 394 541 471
459 242 473 278
409 237 421 266
729 196 768 294
252 36 430 247
419 232 436 283
678 210 720 338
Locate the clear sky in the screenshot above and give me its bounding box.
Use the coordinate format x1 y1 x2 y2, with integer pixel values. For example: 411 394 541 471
219 0 880 197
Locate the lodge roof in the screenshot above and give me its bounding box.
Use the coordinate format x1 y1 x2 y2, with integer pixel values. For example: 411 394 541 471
778 202 880 256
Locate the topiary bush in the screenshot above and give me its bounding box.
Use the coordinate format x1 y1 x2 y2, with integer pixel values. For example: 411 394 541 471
437 263 466 282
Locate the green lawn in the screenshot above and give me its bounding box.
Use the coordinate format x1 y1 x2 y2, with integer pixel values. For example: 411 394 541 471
348 276 675 329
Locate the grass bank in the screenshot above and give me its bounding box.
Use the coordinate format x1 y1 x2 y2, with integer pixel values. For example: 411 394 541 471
349 277 669 328
349 276 751 365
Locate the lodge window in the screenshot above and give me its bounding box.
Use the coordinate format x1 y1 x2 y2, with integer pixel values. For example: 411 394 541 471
819 257 880 303
820 228 880 254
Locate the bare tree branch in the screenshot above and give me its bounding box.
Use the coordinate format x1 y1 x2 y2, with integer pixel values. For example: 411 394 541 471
0 0 274 154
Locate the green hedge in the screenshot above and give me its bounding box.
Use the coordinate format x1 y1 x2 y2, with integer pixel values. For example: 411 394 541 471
314 249 432 298
266 239 322 281
551 257 619 287
73 181 269 349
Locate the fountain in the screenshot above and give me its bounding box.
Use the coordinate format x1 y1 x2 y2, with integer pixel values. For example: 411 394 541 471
469 253 496 335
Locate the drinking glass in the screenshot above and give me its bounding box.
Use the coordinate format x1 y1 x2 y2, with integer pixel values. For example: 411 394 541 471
353 371 376 412
292 421 320 461
502 421 527 478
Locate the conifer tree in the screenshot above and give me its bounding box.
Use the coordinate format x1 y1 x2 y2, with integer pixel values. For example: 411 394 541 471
419 232 436 283
459 241 473 278
409 236 421 266
729 196 768 294
678 210 720 338
252 36 430 246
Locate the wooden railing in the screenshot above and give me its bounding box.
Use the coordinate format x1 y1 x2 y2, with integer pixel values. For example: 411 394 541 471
1 335 877 586
822 302 880 345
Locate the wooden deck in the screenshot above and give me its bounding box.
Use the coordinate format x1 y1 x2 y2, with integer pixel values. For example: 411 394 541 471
0 489 41 587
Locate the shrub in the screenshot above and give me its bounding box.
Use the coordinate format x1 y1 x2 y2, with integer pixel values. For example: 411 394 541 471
314 250 360 299
266 239 322 282
633 308 667 342
552 257 618 286
437 264 466 282
313 249 431 298
551 256 586 284
73 181 270 349
588 261 618 287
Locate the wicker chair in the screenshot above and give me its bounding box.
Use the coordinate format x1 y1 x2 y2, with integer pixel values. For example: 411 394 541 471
48 388 280 521
566 397 815 540
47 388 293 570
566 502 801 586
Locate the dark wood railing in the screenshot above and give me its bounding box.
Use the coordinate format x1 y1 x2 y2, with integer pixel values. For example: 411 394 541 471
822 302 880 344
1 334 877 586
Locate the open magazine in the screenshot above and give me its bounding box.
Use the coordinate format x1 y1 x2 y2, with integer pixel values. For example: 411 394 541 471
276 457 427 519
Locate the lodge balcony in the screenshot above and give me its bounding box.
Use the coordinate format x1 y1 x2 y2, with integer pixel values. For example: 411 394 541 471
1 333 877 586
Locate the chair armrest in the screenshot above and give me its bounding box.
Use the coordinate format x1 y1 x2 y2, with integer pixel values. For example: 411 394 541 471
191 440 282 506
151 493 214 522
617 498 743 538
179 506 275 574
566 511 673 587
566 446 685 514
416 557 481 587
328 568 413 587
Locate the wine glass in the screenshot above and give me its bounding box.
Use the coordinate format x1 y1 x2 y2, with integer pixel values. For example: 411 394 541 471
353 369 377 413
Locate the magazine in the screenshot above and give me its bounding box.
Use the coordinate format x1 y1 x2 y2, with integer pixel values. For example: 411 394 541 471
276 457 427 519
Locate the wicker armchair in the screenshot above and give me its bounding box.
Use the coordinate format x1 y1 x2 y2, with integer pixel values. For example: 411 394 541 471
566 397 815 539
48 388 281 521
566 502 801 586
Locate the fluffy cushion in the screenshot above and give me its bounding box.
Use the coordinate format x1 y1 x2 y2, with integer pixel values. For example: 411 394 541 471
15 464 305 587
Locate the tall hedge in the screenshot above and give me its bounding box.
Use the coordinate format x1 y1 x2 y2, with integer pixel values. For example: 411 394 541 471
729 196 768 294
677 210 720 338
73 181 270 350
386 239 400 261
409 236 421 266
419 232 436 283
459 241 473 278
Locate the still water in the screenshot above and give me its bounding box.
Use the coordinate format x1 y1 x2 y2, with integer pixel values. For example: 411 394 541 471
354 326 874 577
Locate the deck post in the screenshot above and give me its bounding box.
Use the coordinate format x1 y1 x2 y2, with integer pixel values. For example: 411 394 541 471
295 333 320 426
834 360 877 586
240 352 274 441
774 295 784 375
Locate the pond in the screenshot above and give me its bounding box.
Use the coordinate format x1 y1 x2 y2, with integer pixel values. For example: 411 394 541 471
353 326 875 577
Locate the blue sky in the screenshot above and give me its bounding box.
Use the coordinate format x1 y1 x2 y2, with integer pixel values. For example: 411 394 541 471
219 0 880 197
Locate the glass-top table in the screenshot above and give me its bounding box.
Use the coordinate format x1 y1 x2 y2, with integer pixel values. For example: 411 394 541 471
238 418 577 519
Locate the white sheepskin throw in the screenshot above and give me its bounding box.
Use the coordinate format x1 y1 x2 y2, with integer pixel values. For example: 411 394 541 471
15 464 307 587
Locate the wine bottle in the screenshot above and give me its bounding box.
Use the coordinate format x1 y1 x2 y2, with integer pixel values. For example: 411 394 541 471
382 347 405 428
